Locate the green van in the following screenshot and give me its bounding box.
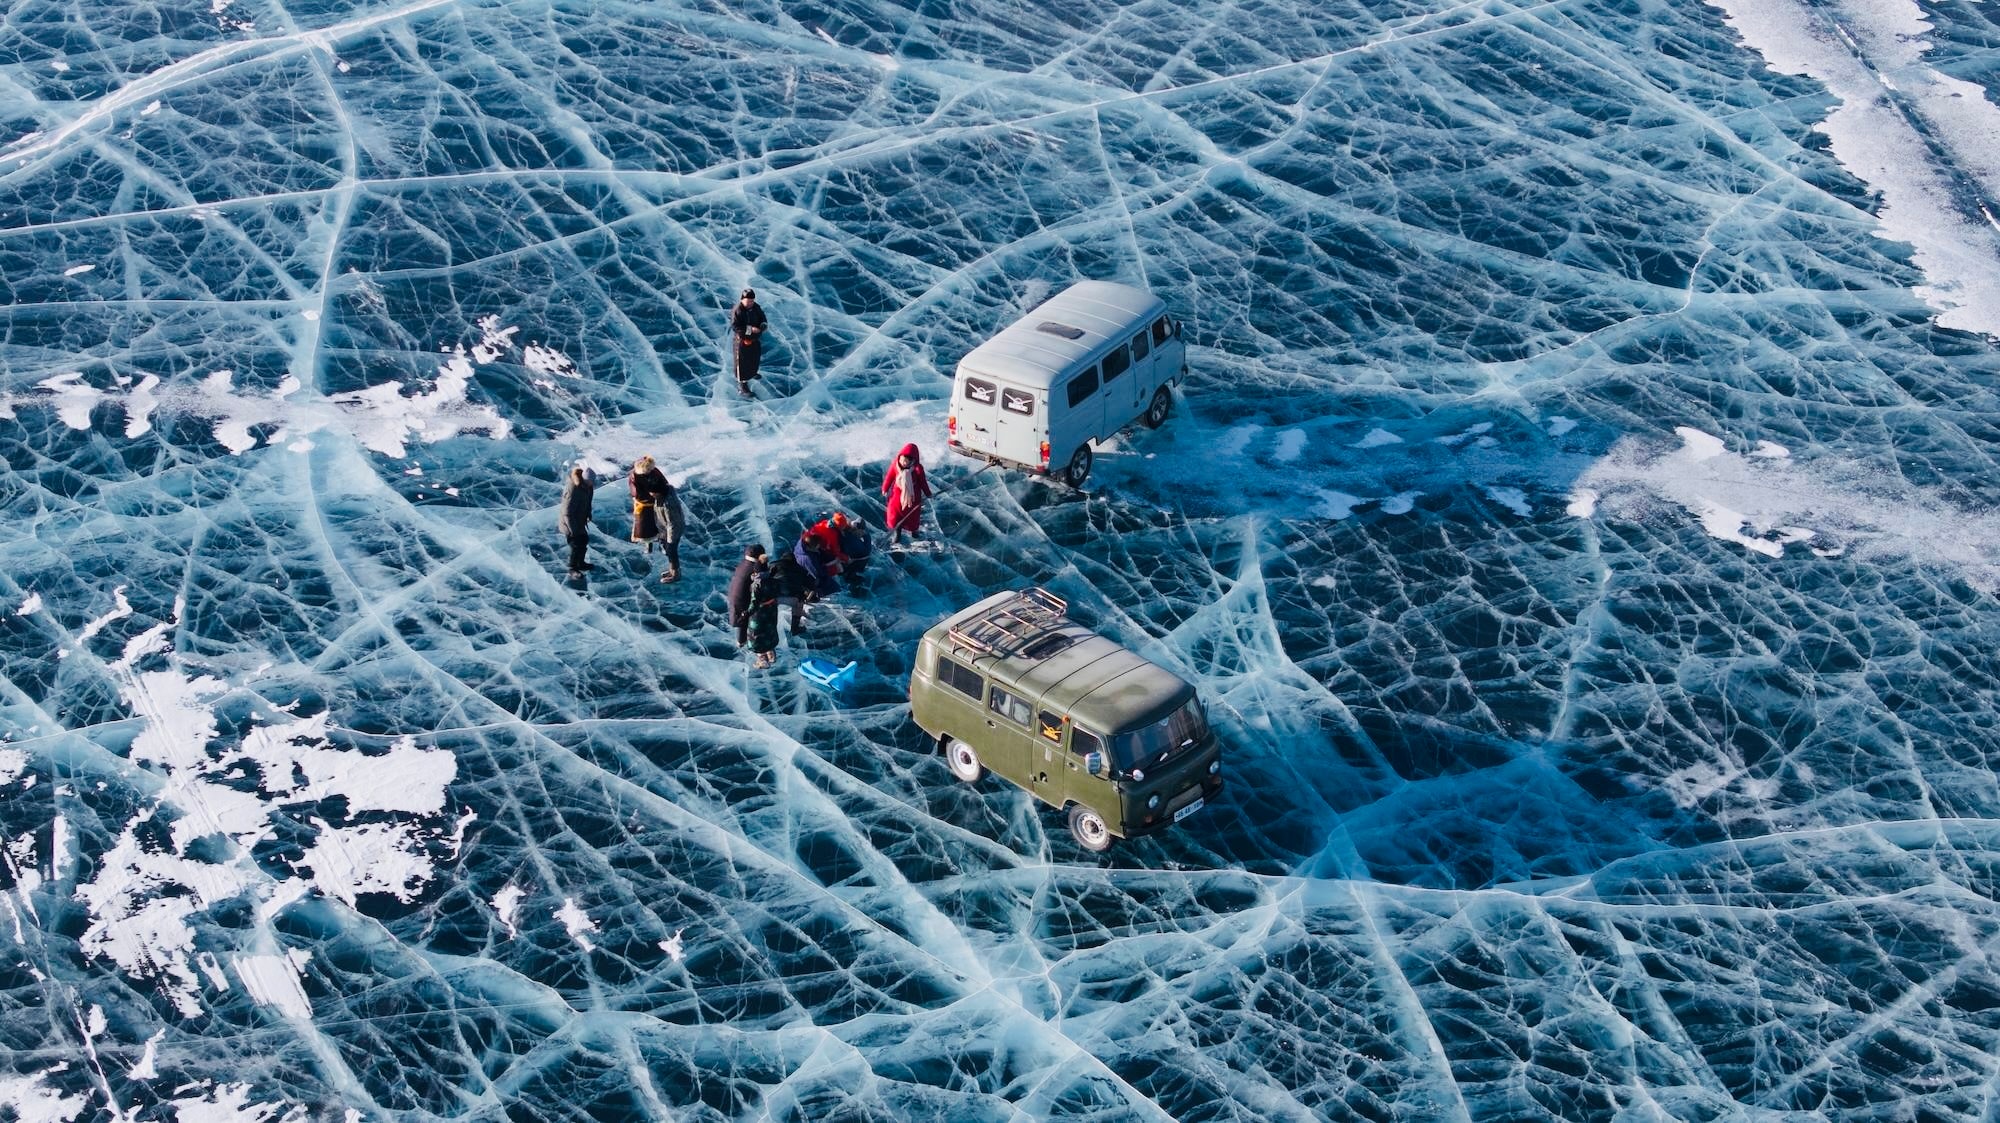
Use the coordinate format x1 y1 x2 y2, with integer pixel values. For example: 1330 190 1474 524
908 588 1223 851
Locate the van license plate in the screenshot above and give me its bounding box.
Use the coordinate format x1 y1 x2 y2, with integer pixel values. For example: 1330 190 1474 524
1173 798 1204 823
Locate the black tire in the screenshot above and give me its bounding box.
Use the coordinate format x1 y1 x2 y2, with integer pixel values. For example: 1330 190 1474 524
1143 386 1171 429
1067 804 1115 852
944 737 983 783
1062 444 1092 488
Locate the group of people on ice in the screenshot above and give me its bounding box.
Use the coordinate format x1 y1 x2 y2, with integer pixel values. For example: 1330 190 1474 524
557 441 934 668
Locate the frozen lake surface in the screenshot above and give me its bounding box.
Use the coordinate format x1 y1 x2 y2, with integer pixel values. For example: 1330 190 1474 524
5 0 2000 1117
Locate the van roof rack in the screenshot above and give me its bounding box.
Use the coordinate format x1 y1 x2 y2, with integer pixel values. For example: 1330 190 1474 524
948 587 1069 659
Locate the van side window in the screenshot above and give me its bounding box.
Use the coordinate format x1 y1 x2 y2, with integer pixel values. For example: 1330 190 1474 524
1065 366 1099 407
1070 727 1103 757
1038 711 1063 741
1152 316 1171 345
988 685 1031 725
937 654 983 700
963 377 997 407
1101 345 1129 382
1130 331 1149 361
1000 386 1035 416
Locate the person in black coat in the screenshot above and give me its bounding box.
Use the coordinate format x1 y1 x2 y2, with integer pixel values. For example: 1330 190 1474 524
557 465 596 578
767 545 809 634
746 559 780 668
726 544 766 646
730 289 767 395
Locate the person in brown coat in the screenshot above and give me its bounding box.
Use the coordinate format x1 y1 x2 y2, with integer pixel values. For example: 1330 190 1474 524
628 455 685 582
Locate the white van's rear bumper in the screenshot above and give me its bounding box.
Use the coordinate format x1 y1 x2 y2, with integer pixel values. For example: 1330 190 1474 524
946 440 1046 475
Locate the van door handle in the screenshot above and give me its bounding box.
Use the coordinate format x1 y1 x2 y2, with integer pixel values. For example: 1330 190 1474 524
985 719 995 727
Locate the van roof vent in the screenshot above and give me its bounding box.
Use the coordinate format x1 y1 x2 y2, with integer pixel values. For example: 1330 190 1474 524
948 587 1070 659
1035 321 1085 340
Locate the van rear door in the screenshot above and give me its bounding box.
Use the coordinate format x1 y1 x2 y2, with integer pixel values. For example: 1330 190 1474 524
990 381 1045 470
954 372 1001 457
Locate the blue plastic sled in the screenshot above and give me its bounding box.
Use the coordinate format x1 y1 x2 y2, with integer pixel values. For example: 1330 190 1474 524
798 657 859 699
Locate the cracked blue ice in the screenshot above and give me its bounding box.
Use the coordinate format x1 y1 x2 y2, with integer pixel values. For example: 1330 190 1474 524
5 0 2000 1119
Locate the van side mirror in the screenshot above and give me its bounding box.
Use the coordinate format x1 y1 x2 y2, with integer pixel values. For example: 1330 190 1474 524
1084 751 1104 776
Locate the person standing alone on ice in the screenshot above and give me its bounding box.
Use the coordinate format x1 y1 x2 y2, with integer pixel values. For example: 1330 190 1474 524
558 464 596 579
881 443 932 545
628 455 684 582
731 288 767 396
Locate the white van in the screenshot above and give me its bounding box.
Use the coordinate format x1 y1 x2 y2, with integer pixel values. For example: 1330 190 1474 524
946 281 1185 487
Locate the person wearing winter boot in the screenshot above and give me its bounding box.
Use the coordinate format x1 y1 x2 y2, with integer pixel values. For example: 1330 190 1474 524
727 543 766 647
557 464 596 579
731 288 767 396
745 551 781 668
881 443 932 545
628 455 685 582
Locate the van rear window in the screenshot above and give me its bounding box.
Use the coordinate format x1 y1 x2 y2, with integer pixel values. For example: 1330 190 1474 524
963 377 997 408
1102 346 1129 381
1065 366 1099 407
1000 386 1035 416
938 654 983 699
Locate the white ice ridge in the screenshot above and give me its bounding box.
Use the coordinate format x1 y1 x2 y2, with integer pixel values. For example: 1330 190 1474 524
0 0 459 170
1707 0 2000 335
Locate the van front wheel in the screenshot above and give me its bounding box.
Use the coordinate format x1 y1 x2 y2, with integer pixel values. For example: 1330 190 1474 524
1143 387 1171 429
944 738 984 783
1067 805 1115 852
1062 444 1092 488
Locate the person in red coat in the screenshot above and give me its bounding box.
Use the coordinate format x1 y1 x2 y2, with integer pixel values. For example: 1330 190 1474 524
881 443 932 544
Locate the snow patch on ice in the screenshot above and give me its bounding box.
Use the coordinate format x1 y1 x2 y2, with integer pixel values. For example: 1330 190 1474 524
10 593 33 616
1484 486 1532 517
130 1028 166 1080
38 372 101 431
1313 490 1365 519
0 1068 89 1123
1353 427 1402 448
166 1082 303 1123
493 884 524 938
1272 429 1307 462
234 950 313 1019
557 898 597 952
1567 487 1599 518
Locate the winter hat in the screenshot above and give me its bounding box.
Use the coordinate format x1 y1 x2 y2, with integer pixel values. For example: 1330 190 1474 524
746 544 767 559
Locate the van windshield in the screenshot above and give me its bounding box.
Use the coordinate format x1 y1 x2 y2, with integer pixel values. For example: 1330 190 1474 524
1107 698 1207 771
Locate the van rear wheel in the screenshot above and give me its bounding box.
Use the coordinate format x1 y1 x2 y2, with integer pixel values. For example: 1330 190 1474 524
1062 444 1092 488
1143 387 1171 429
944 738 983 783
1067 805 1115 851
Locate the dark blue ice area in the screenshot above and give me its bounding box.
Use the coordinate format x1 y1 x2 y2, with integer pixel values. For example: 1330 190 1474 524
6 0 2000 1118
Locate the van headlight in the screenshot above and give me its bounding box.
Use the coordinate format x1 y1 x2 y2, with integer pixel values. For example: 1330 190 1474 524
1208 760 1220 775
1146 794 1161 810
